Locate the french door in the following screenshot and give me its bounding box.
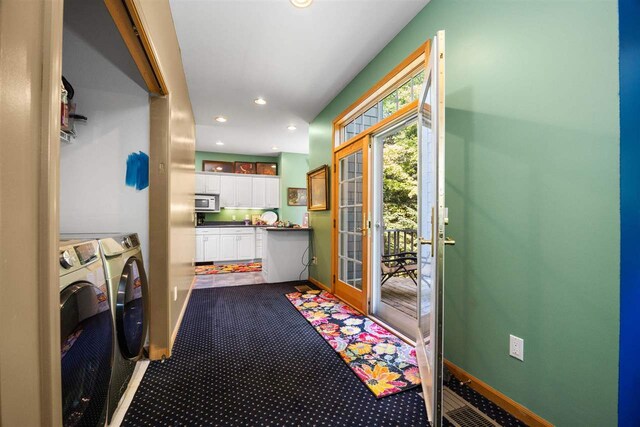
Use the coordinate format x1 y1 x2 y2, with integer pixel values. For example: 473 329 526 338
416 30 450 426
333 136 369 312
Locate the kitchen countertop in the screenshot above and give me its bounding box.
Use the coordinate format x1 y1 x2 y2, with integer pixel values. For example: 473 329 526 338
264 227 312 231
196 221 269 228
195 222 310 230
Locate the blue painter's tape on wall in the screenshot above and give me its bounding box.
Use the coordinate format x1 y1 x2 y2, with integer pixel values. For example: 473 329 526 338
126 151 149 191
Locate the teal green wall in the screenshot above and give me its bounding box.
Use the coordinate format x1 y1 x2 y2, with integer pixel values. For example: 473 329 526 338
279 152 310 224
308 1 619 425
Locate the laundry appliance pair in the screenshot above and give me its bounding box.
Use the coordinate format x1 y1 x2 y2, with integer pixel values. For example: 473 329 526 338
58 233 148 426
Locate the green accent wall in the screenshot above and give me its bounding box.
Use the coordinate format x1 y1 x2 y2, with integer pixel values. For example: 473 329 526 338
307 1 619 425
279 152 310 224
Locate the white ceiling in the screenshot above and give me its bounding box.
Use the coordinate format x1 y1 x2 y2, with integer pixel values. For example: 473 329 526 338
169 0 429 156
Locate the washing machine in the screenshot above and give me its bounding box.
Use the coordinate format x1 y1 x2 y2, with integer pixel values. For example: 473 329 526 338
62 232 149 422
59 239 113 427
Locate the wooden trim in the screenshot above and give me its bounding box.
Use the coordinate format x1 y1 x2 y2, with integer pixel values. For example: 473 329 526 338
170 276 197 347
104 0 167 95
331 135 370 313
148 345 169 360
444 361 554 427
308 277 330 292
334 99 419 153
123 0 168 94
40 1 64 424
333 41 429 128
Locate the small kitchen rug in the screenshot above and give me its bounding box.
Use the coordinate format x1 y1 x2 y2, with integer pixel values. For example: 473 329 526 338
285 289 421 398
195 263 262 275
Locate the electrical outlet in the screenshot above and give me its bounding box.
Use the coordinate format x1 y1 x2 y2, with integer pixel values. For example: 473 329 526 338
173 286 178 301
311 256 318 265
509 335 524 361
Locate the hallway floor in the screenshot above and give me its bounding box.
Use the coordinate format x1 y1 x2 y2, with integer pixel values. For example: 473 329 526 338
124 282 428 426
122 276 527 426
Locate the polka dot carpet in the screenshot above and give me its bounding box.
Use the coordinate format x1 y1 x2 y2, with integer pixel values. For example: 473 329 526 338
122 282 526 426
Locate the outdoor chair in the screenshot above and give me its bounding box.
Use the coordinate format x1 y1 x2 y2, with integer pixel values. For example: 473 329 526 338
381 251 418 286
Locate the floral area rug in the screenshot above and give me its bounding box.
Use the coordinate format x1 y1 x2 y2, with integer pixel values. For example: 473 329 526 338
195 263 262 275
285 289 421 398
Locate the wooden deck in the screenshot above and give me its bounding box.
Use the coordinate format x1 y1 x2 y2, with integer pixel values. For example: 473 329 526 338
381 275 417 318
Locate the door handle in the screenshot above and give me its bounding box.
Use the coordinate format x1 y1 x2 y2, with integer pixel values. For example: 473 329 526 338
420 237 455 246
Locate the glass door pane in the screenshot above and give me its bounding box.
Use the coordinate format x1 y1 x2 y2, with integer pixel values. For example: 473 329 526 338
338 150 363 290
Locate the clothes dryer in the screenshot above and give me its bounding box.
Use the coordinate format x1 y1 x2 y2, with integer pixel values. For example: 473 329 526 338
62 232 148 422
59 239 113 427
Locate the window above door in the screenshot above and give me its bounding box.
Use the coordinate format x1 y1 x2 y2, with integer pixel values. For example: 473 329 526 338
333 42 429 148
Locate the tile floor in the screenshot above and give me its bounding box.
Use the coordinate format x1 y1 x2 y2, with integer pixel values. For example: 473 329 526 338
193 270 265 289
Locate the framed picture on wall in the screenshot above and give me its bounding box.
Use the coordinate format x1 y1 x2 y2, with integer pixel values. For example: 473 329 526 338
234 162 256 174
256 162 278 175
287 188 308 206
202 160 233 173
307 165 329 211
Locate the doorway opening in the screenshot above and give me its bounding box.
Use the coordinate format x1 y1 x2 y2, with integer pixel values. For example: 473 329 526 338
370 119 419 339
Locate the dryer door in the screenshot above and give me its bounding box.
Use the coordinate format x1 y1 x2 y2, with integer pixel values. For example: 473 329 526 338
116 256 148 360
60 282 113 427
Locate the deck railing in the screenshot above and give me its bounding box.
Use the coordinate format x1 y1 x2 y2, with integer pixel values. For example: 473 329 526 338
383 228 418 255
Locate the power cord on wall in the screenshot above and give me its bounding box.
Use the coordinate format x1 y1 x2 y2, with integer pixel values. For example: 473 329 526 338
298 231 315 281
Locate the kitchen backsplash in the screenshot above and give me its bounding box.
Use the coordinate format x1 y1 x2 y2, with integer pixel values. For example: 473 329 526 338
203 208 278 223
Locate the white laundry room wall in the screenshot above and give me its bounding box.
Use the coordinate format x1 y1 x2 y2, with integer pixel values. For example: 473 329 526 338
60 25 150 268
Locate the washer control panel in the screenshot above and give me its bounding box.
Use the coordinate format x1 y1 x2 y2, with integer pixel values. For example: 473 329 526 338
59 240 99 275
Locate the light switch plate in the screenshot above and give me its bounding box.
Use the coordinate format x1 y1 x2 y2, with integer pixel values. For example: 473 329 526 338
509 334 524 361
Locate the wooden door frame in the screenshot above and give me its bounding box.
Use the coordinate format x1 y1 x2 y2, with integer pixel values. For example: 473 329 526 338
331 136 370 312
329 40 432 315
0 0 170 423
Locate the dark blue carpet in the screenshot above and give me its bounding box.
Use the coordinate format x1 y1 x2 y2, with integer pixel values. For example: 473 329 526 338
123 283 428 426
122 282 525 426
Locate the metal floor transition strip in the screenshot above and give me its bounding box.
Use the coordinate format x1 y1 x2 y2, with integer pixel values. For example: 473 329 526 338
444 387 501 427
294 284 312 292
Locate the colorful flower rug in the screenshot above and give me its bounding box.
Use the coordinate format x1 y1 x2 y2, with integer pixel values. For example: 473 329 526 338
195 263 262 275
285 289 421 398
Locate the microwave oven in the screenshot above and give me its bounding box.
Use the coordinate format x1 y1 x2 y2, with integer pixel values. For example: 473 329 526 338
195 194 220 212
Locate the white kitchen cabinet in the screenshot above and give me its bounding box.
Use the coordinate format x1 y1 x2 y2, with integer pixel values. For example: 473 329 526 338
220 175 236 207
235 176 253 207
255 228 264 259
195 235 204 262
219 235 237 261
202 172 280 209
195 228 221 262
197 227 257 262
195 174 206 194
203 235 220 261
252 177 266 208
262 228 311 282
205 174 221 194
237 235 255 259
265 177 280 208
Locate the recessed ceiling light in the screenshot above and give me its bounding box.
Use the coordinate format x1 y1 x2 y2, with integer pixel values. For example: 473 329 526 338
290 0 312 8
287 125 297 131
272 146 278 150
215 141 224 146
215 116 227 123
216 167 223 171
254 97 267 105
